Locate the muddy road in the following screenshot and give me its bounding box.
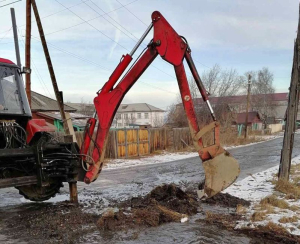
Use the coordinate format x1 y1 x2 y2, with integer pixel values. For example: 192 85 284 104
1 135 299 243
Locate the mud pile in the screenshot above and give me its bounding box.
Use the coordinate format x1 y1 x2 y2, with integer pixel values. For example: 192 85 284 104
97 184 198 231
203 193 250 208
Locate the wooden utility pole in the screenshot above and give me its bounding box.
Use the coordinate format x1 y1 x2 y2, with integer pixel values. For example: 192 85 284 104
279 7 300 181
244 74 251 139
31 0 78 203
25 0 31 107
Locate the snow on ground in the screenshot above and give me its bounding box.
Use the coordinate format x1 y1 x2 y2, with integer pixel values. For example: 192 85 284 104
104 133 283 170
104 152 199 170
223 154 300 236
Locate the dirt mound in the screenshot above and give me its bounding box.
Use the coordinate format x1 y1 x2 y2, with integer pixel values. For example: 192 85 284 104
4 202 98 244
97 184 198 231
203 193 250 208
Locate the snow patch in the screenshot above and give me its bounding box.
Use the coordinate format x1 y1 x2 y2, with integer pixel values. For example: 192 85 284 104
224 154 300 236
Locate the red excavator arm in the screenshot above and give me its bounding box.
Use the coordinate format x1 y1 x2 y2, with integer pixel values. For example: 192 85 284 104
80 11 240 199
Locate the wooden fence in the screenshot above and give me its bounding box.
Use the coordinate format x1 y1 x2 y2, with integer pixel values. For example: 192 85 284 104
51 127 191 159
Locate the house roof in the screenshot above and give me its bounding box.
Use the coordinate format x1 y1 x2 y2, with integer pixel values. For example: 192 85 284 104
31 91 77 112
117 103 165 113
194 93 288 105
66 102 94 111
37 112 90 127
235 111 262 124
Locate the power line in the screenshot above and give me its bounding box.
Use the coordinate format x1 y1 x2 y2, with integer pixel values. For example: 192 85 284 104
0 0 89 35
139 81 177 95
54 0 182 82
0 0 139 36
0 27 12 43
84 1 139 42
0 0 21 8
116 0 211 71
116 0 147 26
82 0 180 81
16 1 199 98
54 0 129 51
17 28 53 98
30 35 111 71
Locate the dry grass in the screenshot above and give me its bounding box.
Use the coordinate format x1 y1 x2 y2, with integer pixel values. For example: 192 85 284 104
290 205 300 211
274 179 300 199
279 216 299 223
260 195 290 209
251 211 267 222
264 221 289 235
257 202 275 213
290 164 300 175
236 204 247 215
251 203 275 222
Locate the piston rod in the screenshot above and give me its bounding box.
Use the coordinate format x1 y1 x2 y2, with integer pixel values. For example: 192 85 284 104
130 23 153 56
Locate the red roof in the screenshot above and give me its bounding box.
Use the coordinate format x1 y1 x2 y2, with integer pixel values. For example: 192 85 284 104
0 58 15 64
236 112 262 124
194 93 288 105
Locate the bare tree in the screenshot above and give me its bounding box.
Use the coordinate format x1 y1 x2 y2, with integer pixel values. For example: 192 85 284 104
166 103 188 127
153 113 164 127
201 64 243 97
244 68 276 119
201 64 221 96
124 113 136 126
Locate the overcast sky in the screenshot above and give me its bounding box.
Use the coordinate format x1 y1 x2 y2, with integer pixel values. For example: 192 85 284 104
0 0 298 110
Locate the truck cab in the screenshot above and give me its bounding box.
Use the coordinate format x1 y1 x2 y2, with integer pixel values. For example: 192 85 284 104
0 58 31 123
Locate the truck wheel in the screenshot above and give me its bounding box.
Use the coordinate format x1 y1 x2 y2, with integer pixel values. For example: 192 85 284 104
17 182 63 202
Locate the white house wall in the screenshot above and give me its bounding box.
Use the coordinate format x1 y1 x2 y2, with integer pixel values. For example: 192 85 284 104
112 111 165 128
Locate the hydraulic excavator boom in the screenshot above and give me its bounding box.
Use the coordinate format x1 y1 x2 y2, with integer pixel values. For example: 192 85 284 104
80 11 240 199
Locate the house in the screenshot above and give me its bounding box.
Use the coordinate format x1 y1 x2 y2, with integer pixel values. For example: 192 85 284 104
193 93 288 124
30 91 89 131
233 111 263 136
112 103 165 128
66 102 94 117
36 112 90 131
31 91 76 118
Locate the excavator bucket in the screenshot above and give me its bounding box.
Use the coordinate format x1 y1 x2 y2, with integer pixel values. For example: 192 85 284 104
198 151 240 199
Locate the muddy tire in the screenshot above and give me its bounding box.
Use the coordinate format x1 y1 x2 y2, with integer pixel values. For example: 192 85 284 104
17 182 63 202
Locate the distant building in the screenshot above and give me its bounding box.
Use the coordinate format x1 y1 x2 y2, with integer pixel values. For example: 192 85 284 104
193 93 289 124
31 91 76 118
30 91 88 131
66 102 94 117
36 112 90 131
112 103 165 128
233 111 263 130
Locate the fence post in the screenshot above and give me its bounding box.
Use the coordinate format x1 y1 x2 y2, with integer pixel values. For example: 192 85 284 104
125 128 128 158
137 129 140 156
148 129 151 154
112 130 117 159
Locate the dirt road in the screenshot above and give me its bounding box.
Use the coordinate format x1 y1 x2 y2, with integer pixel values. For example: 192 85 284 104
0 135 299 243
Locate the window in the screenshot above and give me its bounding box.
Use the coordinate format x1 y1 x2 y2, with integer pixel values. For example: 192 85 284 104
131 113 134 119
137 113 141 119
116 113 121 119
0 67 22 114
124 113 128 119
145 113 149 119
117 123 122 127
